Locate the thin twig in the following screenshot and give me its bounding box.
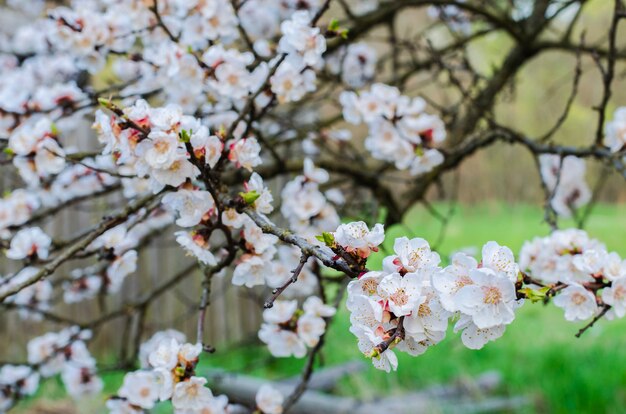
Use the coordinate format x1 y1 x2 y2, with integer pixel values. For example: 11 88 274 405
264 254 310 308
575 304 611 338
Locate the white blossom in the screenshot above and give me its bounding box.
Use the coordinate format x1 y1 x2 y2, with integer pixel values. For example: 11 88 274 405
118 371 160 409
6 227 51 260
604 107 626 153
175 231 218 266
455 268 518 329
162 189 214 227
256 384 284 414
553 284 598 321
148 337 181 370
334 221 385 258
172 376 217 411
378 272 425 317
228 138 262 171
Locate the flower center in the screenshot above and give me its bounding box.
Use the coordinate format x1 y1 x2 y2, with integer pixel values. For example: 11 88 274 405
571 292 587 305
408 249 425 266
361 279 378 295
418 302 431 317
187 384 199 397
169 160 181 172
348 226 367 238
154 140 170 154
228 73 239 85
482 286 502 304
390 288 408 306
454 275 473 292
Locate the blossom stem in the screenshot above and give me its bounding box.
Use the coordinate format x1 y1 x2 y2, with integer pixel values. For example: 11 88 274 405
575 304 611 338
263 254 310 309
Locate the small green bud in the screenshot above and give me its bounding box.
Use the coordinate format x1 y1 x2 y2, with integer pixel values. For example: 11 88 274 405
179 129 192 143
97 97 112 108
328 19 340 32
519 286 551 303
240 190 261 205
367 349 381 359
50 122 59 137
315 232 335 247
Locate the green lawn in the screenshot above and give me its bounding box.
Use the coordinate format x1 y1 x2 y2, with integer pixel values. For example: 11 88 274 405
20 203 626 413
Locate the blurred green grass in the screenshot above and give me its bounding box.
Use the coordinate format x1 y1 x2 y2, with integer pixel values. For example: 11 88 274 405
20 203 626 413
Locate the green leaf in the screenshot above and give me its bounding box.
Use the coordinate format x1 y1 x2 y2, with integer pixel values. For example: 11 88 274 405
50 122 59 137
328 18 340 32
340 29 349 39
3 148 14 156
97 97 112 108
367 348 381 359
179 129 192 143
240 190 261 205
315 232 335 246
519 286 550 303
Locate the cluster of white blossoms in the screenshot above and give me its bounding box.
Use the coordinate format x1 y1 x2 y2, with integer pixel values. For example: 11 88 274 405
340 83 447 176
520 229 626 321
333 221 385 262
280 158 341 240
45 0 240 73
221 174 324 291
5 227 51 261
0 365 39 412
0 327 99 410
435 242 523 350
338 222 626 372
111 329 285 414
520 229 609 285
270 10 325 103
539 154 590 217
0 190 40 237
1 267 52 321
8 118 67 187
604 107 626 153
93 98 270 270
236 0 326 58
326 42 377 88
335 220 523 371
259 297 336 358
93 98 265 192
112 331 228 413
